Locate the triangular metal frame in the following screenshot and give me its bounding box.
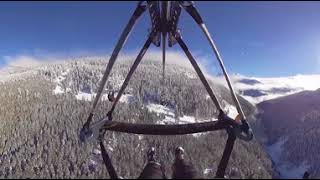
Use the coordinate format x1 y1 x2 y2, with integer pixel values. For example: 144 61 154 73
79 1 253 179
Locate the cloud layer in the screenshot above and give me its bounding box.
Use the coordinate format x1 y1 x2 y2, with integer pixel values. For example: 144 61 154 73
1 50 217 76
3 55 43 68
1 54 67 70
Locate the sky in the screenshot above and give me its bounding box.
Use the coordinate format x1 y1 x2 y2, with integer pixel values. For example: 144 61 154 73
0 1 320 77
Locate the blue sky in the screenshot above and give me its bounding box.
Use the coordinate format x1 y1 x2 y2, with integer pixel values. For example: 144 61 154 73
1 1 320 77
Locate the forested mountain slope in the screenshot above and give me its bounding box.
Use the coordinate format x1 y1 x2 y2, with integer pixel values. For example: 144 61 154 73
0 57 272 178
257 89 320 178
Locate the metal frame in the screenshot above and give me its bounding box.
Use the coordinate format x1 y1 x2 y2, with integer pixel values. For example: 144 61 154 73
79 1 253 179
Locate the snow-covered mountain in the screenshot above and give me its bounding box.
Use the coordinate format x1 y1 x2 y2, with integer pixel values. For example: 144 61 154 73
0 56 272 179
256 89 320 178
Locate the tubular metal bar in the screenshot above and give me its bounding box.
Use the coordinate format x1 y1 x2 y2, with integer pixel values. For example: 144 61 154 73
161 1 168 83
175 33 222 111
200 24 246 121
99 140 118 179
181 2 246 122
162 32 166 83
147 1 161 46
84 2 147 128
109 35 153 113
101 120 230 135
215 128 237 178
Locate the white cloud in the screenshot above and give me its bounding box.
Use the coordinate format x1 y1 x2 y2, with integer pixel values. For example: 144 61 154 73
1 48 217 74
227 73 320 104
110 50 218 78
1 54 71 71
1 48 107 70
145 50 194 68
0 50 223 87
3 55 43 68
145 50 218 76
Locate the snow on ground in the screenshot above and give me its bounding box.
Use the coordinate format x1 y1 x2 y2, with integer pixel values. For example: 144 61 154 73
266 137 310 179
117 94 135 104
52 69 70 95
146 103 218 124
107 144 114 152
89 159 98 166
53 85 64 95
278 162 310 179
61 69 70 76
66 88 72 93
93 148 101 155
266 137 286 163
179 115 196 123
50 65 135 104
75 92 94 101
146 103 218 137
74 91 135 104
184 71 197 79
54 75 66 84
222 101 238 119
161 115 176 125
108 74 125 90
146 103 175 117
203 168 214 175
53 69 70 84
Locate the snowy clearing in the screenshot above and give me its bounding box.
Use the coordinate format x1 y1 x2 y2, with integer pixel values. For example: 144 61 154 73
146 103 218 137
53 86 64 95
74 91 135 104
146 103 175 117
266 137 310 179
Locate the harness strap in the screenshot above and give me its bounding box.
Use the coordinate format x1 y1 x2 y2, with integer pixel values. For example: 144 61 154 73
160 161 167 179
99 140 118 179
